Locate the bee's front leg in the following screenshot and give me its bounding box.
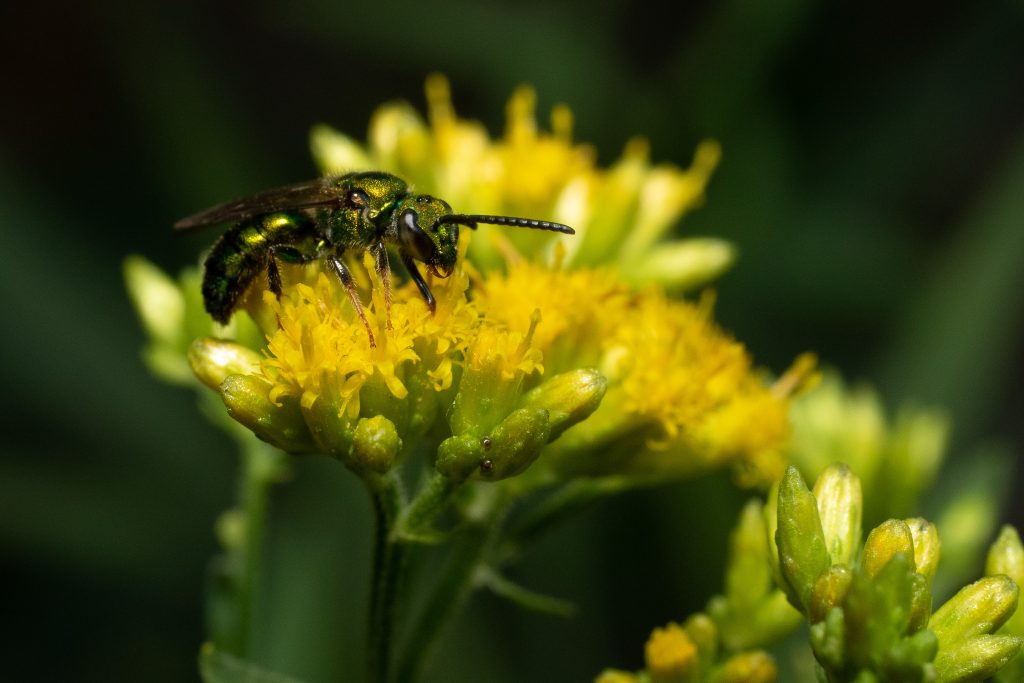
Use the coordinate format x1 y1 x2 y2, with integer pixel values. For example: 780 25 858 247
326 253 376 348
399 249 436 314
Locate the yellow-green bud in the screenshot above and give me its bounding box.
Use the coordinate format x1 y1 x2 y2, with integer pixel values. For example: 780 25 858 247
518 368 607 441
220 375 315 453
682 613 717 665
813 464 862 567
987 526 1024 592
724 500 773 608
809 565 852 624
987 525 1024 640
776 466 829 612
933 634 1024 682
930 575 1019 646
863 519 915 578
907 518 941 585
707 651 777 683
645 622 698 683
351 415 401 474
436 408 551 482
188 338 262 390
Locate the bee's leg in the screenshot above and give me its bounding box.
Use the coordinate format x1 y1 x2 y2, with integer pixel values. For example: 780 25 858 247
370 241 393 330
327 254 376 348
400 249 436 314
267 245 317 297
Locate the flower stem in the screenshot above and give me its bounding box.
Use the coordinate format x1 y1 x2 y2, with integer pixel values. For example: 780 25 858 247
235 440 286 656
395 487 508 683
367 472 405 683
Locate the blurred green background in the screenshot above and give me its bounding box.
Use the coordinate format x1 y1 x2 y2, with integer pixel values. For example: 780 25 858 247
3 1 1024 681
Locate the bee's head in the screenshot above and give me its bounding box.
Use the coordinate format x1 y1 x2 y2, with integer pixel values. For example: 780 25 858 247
396 194 459 277
396 195 576 278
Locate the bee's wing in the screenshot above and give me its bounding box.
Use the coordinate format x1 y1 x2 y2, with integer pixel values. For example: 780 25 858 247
174 178 345 230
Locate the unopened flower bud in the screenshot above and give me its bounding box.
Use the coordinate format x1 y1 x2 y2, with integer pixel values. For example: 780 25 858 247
906 518 940 585
776 466 829 612
220 375 315 453
351 415 401 474
645 622 698 683
518 368 607 440
813 463 862 566
862 519 915 578
933 634 1024 682
707 651 777 683
930 575 1019 647
810 565 852 623
436 407 550 483
189 338 262 390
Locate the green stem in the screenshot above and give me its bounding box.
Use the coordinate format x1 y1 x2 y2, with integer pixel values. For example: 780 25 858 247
367 472 404 683
395 471 458 540
396 488 508 683
233 440 286 657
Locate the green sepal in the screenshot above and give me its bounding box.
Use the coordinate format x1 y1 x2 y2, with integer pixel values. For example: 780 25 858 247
776 466 830 612
219 375 315 453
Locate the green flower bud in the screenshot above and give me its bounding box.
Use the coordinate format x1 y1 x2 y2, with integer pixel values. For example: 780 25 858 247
707 651 777 683
776 466 829 612
810 565 852 624
518 368 607 441
930 575 1019 647
220 375 315 453
724 500 773 609
682 613 717 667
351 415 401 474
908 572 932 633
987 525 1024 641
934 634 1023 683
188 338 263 390
809 606 845 672
813 463 863 566
907 518 941 586
863 519 915 578
987 526 1024 592
436 407 551 482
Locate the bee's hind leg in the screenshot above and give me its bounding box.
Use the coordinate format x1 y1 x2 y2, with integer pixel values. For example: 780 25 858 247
266 245 317 297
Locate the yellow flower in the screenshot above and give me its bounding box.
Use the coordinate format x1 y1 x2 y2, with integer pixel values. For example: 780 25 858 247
311 75 733 290
645 622 698 682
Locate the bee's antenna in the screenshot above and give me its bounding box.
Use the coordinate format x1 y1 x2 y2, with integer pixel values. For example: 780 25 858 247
439 214 574 235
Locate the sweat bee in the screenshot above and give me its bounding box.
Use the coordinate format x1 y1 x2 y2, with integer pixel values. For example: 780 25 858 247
175 171 574 345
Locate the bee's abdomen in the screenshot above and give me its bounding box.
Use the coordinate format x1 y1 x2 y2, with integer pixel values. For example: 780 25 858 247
201 213 309 323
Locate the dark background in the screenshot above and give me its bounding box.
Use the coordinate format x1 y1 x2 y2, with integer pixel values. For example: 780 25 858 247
3 1 1024 681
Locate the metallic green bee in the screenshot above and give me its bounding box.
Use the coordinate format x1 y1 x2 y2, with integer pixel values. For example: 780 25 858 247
175 171 574 345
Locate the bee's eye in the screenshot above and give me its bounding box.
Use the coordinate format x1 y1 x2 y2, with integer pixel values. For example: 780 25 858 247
399 209 437 262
